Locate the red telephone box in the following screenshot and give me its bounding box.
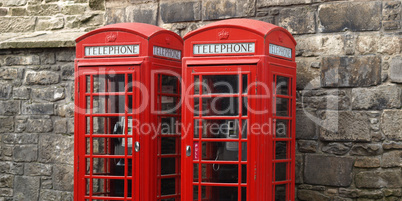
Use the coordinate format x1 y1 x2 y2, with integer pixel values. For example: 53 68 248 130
74 23 183 201
181 19 297 201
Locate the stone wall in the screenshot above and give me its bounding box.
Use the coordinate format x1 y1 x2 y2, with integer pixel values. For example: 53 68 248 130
0 0 401 201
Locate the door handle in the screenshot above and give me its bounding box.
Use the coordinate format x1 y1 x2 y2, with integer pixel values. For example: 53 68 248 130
135 141 140 152
186 145 191 157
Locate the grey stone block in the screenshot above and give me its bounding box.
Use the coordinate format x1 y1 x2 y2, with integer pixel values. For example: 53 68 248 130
38 134 73 164
301 89 351 110
390 56 402 83
352 85 402 110
258 0 311 7
13 176 40 201
2 133 38 144
0 101 19 115
318 2 381 32
0 116 13 133
383 141 402 150
296 110 318 140
53 164 73 191
278 6 316 35
321 56 381 87
89 0 105 11
298 189 330 201
350 144 383 156
0 17 36 33
381 110 402 141
56 49 75 62
381 151 402 168
5 55 39 66
24 163 52 176
320 111 371 142
304 155 354 187
32 87 65 102
356 170 402 188
202 0 255 20
297 140 317 153
354 157 380 168
105 7 125 25
26 117 53 133
0 174 13 188
12 87 30 100
13 145 38 162
0 68 21 80
126 3 158 25
160 1 201 23
322 142 352 155
22 103 54 115
25 71 60 85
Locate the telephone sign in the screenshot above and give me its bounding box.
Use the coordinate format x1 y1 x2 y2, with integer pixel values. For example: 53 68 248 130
181 19 297 201
75 23 183 201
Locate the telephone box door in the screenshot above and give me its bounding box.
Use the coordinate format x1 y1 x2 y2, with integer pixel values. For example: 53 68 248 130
76 66 141 200
182 65 257 201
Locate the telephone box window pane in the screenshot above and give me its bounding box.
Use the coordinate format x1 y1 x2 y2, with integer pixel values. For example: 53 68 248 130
161 158 176 175
161 178 175 195
276 76 289 96
194 119 200 138
199 119 240 139
201 164 238 183
202 142 244 161
202 186 238 201
194 76 200 94
86 96 90 113
193 164 199 181
275 163 287 181
93 74 126 93
242 120 248 139
275 119 288 138
161 75 179 94
85 179 90 195
242 74 248 94
109 179 132 197
86 138 90 154
242 97 248 116
127 95 133 113
276 98 289 117
202 97 239 116
93 96 125 114
160 96 179 114
242 187 247 201
241 142 247 161
242 164 247 183
194 98 208 116
127 74 133 92
92 137 132 156
275 184 287 201
275 141 288 160
202 75 239 94
86 75 91 93
161 117 176 134
161 137 176 154
92 116 123 135
193 186 199 200
86 117 90 134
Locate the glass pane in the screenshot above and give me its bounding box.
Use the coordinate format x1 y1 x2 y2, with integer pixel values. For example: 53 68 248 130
88 158 132 176
193 164 199 181
275 141 288 160
86 96 90 113
93 74 126 93
241 165 247 184
91 116 126 135
276 98 289 117
160 75 179 94
242 74 248 94
201 163 238 183
161 178 175 195
193 185 199 200
86 75 91 93
92 137 133 156
276 76 289 95
242 187 247 201
93 96 125 114
275 184 287 201
202 186 238 201
193 98 208 116
194 76 200 94
202 97 239 116
160 96 179 114
275 119 288 138
198 119 240 139
242 120 247 139
202 75 239 94
202 142 247 161
161 137 176 154
161 117 176 134
275 162 287 181
161 157 176 175
128 74 133 92
242 97 248 116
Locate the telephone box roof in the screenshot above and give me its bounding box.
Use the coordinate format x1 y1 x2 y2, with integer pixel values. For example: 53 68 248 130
183 19 296 45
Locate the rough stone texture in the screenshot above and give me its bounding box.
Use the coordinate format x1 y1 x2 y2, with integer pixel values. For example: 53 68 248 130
24 163 52 176
160 1 201 23
13 176 40 201
381 151 402 168
38 134 73 164
25 71 60 85
296 109 318 140
22 103 54 115
320 111 371 142
53 164 73 191
356 170 402 188
0 17 36 33
298 140 317 153
304 155 354 187
0 116 13 133
295 35 344 57
296 57 321 89
352 85 402 110
383 141 402 150
202 0 255 20
390 56 402 83
32 87 65 102
381 110 402 141
278 6 315 35
298 189 330 201
126 3 158 25
295 154 303 184
13 145 38 162
258 0 311 7
354 157 381 168
350 144 383 156
321 56 381 88
0 101 19 115
318 2 381 32
301 89 351 110
322 142 352 155
35 17 65 31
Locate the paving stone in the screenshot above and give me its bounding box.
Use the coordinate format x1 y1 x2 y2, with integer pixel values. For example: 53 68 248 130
304 155 354 187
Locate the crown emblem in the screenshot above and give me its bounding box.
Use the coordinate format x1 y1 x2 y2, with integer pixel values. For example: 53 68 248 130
218 29 229 40
106 33 117 42
278 33 284 43
166 37 171 45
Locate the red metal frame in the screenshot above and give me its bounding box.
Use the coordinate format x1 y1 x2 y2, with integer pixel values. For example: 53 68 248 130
181 19 297 201
75 23 183 201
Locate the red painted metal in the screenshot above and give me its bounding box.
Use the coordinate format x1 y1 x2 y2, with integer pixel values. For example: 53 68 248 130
181 19 297 201
75 23 183 201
